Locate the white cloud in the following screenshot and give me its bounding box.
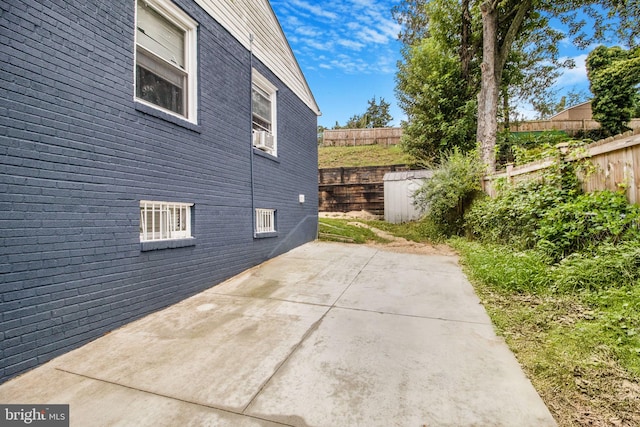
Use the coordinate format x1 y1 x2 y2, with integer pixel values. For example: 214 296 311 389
305 38 335 51
272 0 401 76
554 54 589 88
289 0 338 21
357 27 389 44
296 26 324 38
338 39 366 50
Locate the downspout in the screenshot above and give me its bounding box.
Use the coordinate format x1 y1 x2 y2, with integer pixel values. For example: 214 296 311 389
249 33 256 238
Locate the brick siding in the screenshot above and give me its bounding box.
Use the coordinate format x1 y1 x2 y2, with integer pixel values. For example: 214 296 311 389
0 0 318 383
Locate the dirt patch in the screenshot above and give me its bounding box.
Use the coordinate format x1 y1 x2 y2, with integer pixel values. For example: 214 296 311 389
320 211 383 221
346 221 457 257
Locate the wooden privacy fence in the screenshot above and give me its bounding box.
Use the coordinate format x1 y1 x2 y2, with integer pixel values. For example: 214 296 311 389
483 130 640 204
322 127 402 147
510 118 640 134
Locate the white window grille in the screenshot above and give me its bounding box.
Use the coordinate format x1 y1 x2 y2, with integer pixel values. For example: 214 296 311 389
255 208 276 234
140 201 193 242
252 69 277 155
135 0 198 123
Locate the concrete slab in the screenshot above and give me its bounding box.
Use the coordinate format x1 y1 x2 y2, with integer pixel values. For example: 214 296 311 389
210 255 369 306
336 252 492 324
50 293 328 412
363 249 461 273
0 241 556 426
0 368 282 426
246 308 554 427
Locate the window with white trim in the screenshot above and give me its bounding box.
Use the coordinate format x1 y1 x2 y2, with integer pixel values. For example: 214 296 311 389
255 208 276 234
252 70 277 156
135 0 198 122
140 201 193 242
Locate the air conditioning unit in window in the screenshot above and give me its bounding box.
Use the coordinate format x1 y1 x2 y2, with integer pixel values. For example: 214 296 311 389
253 131 274 152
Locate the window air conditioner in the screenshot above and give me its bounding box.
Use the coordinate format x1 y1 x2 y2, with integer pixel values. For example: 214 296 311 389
253 131 274 151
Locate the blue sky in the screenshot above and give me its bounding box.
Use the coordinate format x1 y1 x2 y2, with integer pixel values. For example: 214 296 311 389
270 1 613 127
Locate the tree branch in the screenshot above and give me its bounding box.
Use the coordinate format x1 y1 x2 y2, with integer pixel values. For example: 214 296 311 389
498 0 533 70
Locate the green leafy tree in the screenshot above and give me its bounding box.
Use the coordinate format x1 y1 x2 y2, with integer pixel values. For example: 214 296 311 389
334 97 393 129
365 96 393 128
394 0 567 165
396 37 477 162
587 45 640 135
391 0 430 45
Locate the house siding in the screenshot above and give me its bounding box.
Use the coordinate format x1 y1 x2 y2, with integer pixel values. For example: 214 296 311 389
0 0 318 383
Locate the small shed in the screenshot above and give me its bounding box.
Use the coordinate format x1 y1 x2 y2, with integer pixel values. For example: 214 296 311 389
383 170 433 224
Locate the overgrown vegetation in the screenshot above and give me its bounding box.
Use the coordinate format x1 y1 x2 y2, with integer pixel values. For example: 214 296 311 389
452 146 639 425
413 149 484 237
452 238 640 426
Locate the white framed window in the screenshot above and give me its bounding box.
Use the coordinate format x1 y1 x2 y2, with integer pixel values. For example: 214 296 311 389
255 208 276 234
135 0 198 123
252 69 277 156
140 201 193 242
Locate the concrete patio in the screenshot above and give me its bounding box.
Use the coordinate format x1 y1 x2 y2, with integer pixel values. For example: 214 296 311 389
0 242 557 426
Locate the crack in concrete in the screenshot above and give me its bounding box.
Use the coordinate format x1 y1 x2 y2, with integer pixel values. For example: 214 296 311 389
240 248 380 420
53 367 294 426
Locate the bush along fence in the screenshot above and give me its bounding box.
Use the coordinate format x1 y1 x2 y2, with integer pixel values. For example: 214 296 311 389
483 129 640 205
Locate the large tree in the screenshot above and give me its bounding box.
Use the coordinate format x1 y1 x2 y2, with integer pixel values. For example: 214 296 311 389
395 0 639 170
394 0 565 164
476 0 639 171
396 37 477 161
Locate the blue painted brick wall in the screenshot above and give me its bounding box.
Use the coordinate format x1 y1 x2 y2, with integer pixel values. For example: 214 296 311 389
0 0 319 383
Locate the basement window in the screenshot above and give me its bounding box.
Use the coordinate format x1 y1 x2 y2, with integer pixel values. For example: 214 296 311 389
255 208 277 237
140 200 193 242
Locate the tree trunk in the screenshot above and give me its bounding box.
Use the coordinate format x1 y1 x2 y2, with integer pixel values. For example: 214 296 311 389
460 0 473 93
477 1 532 173
477 1 499 172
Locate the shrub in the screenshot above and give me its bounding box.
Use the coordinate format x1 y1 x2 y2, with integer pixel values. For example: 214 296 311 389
413 149 483 237
465 164 581 249
536 190 640 261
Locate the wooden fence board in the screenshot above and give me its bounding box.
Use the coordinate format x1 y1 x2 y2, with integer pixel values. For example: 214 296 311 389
510 118 640 133
322 127 402 147
483 131 640 204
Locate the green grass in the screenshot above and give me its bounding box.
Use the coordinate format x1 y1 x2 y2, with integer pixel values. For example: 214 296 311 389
319 218 442 244
450 237 640 425
358 219 441 243
318 218 390 244
318 144 414 168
